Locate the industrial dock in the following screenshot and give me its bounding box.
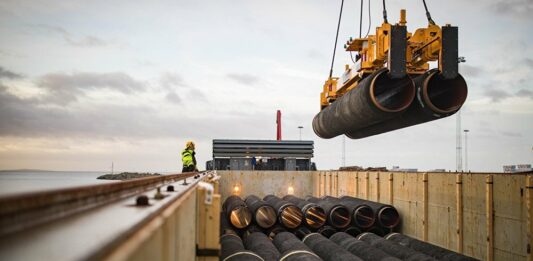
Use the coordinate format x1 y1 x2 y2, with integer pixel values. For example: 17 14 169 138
1 0 532 261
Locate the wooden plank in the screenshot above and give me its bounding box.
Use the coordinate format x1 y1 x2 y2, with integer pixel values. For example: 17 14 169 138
389 173 394 205
486 175 494 261
456 174 463 253
376 172 381 202
526 176 533 261
365 172 370 200
196 185 221 261
355 172 359 197
423 172 429 241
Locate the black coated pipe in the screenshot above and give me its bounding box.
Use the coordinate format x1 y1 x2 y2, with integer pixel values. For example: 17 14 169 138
302 233 363 261
322 196 376 228
366 226 387 237
263 195 303 229
305 196 351 229
330 232 401 261
223 195 252 229
265 224 287 240
243 232 280 261
283 195 327 229
386 233 479 261
340 196 400 229
343 226 362 237
317 225 337 238
357 232 436 261
220 233 264 261
273 232 322 261
245 195 277 229
346 70 467 139
313 68 415 139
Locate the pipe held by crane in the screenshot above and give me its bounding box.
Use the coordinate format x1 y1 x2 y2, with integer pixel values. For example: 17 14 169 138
346 70 467 139
312 68 415 139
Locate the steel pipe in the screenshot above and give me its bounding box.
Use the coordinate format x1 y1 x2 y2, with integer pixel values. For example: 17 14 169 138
386 233 479 261
357 232 436 261
305 196 351 229
313 68 415 139
302 233 363 261
263 195 303 229
243 232 280 261
366 226 387 237
283 195 327 229
343 226 362 237
330 232 401 261
346 70 467 139
220 233 264 261
223 195 253 229
317 225 337 238
322 196 376 228
265 224 287 240
340 196 400 229
245 195 277 229
273 232 322 261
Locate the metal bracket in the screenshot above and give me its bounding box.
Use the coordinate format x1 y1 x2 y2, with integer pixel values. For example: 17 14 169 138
388 25 407 79
440 25 459 79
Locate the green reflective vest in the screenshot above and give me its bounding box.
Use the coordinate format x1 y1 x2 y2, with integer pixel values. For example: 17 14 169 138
181 149 195 167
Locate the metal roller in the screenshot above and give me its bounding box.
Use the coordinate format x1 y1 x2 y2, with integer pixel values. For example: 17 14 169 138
330 232 401 261
223 195 253 229
302 233 363 261
273 232 322 261
245 195 277 229
357 232 436 261
263 195 303 229
340 196 400 229
346 70 467 139
313 68 415 139
283 195 327 229
305 196 351 229
321 196 376 229
385 233 479 261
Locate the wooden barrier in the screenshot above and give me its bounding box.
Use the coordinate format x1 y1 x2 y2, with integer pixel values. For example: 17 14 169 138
218 170 533 261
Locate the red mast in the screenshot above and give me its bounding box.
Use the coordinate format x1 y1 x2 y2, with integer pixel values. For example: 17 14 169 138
276 110 282 141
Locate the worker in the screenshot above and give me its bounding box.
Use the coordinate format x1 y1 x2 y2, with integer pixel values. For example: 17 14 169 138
181 141 198 173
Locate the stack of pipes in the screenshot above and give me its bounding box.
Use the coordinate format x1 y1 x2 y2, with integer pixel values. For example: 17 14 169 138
220 194 477 261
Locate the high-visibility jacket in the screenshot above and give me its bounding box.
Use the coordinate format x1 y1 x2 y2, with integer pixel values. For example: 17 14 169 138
181 149 196 167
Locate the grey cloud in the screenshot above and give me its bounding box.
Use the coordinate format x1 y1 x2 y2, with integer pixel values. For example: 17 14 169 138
484 88 511 102
524 58 533 68
160 73 186 90
227 73 261 85
488 0 533 18
306 49 324 60
516 89 533 99
461 64 484 77
0 86 268 139
0 66 23 79
34 24 108 47
500 131 522 137
37 72 146 105
166 91 182 104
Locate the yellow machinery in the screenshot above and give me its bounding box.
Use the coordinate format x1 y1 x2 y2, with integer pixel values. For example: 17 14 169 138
313 2 466 139
321 9 457 109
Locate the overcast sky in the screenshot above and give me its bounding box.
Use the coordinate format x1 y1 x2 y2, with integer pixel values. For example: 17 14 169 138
0 0 532 172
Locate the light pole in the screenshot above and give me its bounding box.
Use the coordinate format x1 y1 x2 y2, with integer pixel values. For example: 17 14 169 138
464 129 470 172
298 126 303 140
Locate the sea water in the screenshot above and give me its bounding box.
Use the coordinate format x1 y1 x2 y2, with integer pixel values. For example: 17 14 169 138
0 170 114 196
